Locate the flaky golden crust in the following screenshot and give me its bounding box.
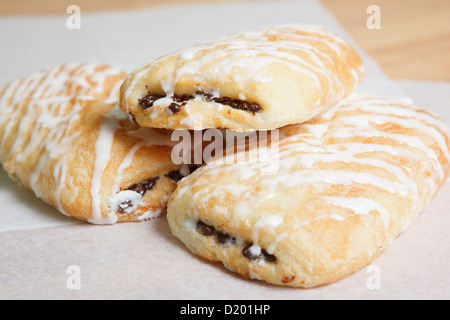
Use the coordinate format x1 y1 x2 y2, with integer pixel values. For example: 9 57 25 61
120 24 364 131
167 92 450 288
0 63 186 224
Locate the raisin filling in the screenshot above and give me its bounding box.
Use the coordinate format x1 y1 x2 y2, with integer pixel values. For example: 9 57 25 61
116 166 200 214
117 201 133 213
195 220 275 262
196 91 261 113
165 166 199 182
139 93 164 109
127 177 159 195
116 178 159 213
217 232 236 245
168 102 182 114
139 91 261 114
165 170 184 182
172 94 191 103
242 244 276 262
196 221 215 236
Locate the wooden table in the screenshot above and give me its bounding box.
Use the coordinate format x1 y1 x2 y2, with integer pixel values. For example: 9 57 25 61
1 0 449 81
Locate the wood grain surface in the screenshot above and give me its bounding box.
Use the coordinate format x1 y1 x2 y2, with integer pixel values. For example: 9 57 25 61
1 0 449 80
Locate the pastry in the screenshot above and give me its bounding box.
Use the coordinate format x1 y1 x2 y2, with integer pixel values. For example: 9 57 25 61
0 63 192 224
167 92 450 288
120 24 364 131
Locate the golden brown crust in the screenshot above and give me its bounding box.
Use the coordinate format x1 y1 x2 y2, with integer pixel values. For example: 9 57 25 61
0 63 187 224
167 92 450 287
120 24 364 131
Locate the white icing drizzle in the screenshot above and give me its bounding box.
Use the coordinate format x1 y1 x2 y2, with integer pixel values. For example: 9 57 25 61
264 169 410 197
109 190 143 214
0 63 179 223
88 116 118 224
110 124 177 196
250 214 284 255
182 92 449 254
339 114 450 161
123 67 147 115
111 142 145 195
0 64 124 216
124 24 361 113
330 126 444 181
266 232 287 255
321 196 390 228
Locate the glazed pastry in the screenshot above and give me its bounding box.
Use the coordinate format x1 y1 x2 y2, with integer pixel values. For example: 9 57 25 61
167 92 450 288
120 24 364 131
0 63 192 224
